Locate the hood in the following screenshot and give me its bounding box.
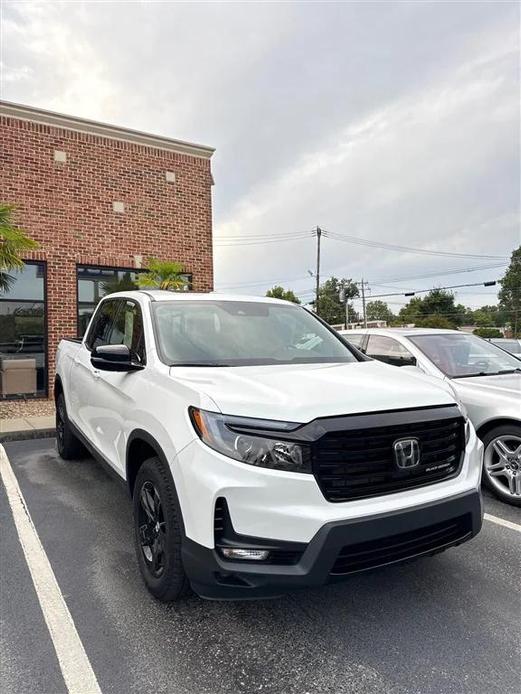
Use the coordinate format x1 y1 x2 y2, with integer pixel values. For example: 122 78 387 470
452 372 521 400
170 360 456 423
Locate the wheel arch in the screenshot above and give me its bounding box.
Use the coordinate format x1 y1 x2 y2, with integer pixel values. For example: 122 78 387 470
126 429 170 497
54 375 63 402
126 429 188 538
476 417 521 442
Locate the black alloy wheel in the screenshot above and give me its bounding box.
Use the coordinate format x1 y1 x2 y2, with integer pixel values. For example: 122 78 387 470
137 481 167 577
55 392 83 459
132 457 190 601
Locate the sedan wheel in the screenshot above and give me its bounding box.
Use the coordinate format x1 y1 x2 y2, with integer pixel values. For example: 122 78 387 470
483 428 521 506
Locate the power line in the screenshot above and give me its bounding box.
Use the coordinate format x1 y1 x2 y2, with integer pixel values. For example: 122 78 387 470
368 262 508 284
322 229 508 260
217 261 508 291
215 226 509 261
215 233 313 247
369 280 502 299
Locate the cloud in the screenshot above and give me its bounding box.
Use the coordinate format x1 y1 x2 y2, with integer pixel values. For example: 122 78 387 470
1 0 519 310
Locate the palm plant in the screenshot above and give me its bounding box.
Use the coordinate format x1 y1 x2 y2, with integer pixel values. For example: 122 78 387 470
101 272 139 296
0 204 39 292
137 258 187 291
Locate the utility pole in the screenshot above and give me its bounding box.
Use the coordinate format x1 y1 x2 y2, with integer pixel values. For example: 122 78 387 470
315 226 322 315
339 286 349 330
361 278 368 328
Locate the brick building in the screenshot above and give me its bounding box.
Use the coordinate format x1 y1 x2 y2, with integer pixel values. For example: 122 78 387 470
0 101 214 399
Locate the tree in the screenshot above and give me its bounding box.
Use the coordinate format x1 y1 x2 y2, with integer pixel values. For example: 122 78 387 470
365 300 395 323
314 277 359 325
0 204 39 291
397 289 464 328
137 258 187 291
414 315 454 329
266 285 301 303
472 305 509 328
498 246 521 337
473 327 503 339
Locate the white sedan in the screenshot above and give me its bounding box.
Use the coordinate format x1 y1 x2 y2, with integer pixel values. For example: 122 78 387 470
340 328 521 507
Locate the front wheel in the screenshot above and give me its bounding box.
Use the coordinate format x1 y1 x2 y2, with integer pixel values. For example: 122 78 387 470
482 425 521 507
56 393 84 460
132 457 190 601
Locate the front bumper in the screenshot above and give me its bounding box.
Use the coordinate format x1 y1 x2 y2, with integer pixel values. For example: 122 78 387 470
173 426 483 548
182 488 483 599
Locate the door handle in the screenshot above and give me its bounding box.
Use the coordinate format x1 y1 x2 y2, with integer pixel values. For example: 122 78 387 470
92 369 100 379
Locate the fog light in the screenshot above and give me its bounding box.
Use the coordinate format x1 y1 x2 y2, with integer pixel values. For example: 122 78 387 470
220 548 270 561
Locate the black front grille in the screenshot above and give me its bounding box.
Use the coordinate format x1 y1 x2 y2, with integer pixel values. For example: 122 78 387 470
331 514 472 575
313 414 465 502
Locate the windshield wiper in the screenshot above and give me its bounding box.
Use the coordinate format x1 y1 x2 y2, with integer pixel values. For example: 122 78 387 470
454 368 521 378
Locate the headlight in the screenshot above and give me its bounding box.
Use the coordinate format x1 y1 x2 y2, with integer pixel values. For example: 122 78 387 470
189 407 312 473
457 402 471 445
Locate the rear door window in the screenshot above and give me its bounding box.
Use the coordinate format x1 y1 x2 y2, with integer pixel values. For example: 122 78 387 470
366 335 416 367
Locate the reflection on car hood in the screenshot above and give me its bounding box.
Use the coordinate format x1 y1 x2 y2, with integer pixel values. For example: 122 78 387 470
170 360 456 423
453 373 521 398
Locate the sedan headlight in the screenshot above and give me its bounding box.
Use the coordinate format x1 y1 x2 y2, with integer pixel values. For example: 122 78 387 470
189 407 312 473
457 402 471 445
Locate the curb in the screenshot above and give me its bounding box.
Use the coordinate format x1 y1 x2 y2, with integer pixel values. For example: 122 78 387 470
0 428 56 444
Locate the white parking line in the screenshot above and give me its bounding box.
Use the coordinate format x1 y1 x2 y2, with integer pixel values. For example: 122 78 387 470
0 445 102 694
484 512 521 534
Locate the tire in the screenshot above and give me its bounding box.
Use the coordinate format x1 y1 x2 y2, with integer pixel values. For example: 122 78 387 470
132 457 191 601
482 424 521 507
56 392 84 460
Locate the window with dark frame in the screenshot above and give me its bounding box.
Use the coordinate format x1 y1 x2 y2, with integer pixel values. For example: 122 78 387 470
77 265 192 337
365 335 416 367
0 261 47 399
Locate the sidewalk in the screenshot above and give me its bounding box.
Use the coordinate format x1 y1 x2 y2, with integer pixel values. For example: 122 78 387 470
0 411 56 443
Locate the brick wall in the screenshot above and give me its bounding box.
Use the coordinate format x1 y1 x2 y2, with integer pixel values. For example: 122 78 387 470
0 113 214 396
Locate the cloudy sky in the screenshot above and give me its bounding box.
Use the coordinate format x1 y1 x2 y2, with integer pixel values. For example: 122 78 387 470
1 0 519 313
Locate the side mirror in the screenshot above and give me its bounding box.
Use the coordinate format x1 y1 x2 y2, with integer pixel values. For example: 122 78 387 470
91 345 144 372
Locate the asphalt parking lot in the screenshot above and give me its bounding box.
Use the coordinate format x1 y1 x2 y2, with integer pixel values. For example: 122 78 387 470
1 438 520 694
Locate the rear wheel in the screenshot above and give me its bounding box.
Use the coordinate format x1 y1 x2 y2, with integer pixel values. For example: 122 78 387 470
482 425 521 507
56 392 84 460
132 457 190 601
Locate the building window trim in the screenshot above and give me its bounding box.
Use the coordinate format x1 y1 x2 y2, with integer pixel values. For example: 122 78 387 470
76 263 192 338
0 260 48 400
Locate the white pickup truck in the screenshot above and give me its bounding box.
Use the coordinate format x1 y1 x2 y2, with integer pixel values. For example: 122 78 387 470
55 291 483 601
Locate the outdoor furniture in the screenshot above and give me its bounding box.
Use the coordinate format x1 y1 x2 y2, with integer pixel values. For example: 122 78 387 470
0 357 37 396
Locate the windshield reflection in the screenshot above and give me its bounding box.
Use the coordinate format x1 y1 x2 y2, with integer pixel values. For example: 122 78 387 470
408 333 521 378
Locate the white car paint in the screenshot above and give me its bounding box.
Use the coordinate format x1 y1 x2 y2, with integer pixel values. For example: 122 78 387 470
339 327 521 504
55 293 483 550
338 327 520 433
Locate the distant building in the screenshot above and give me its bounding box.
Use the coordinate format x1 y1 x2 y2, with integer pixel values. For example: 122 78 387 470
332 320 388 330
0 101 214 399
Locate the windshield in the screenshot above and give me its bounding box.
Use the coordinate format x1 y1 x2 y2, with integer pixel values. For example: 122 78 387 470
492 340 521 355
408 333 521 378
152 300 359 366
